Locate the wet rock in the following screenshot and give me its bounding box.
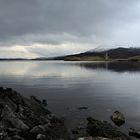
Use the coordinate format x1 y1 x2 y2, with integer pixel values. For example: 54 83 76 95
77 137 113 140
77 107 88 110
111 111 125 126
6 88 12 92
6 128 21 136
0 87 69 140
87 117 130 140
36 134 46 140
1 105 29 131
129 128 140 138
0 87 4 92
0 130 7 139
30 125 46 134
77 137 93 140
12 134 24 140
30 96 42 105
42 99 47 107
72 129 79 135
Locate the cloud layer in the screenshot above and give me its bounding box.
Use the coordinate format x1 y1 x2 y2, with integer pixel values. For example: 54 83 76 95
0 0 140 57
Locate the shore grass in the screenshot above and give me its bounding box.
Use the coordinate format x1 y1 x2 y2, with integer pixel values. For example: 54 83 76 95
64 56 106 61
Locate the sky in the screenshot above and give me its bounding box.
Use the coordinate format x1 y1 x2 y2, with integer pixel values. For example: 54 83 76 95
1 0 140 58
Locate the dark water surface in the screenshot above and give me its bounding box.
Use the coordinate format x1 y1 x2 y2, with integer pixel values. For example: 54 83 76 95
0 61 140 134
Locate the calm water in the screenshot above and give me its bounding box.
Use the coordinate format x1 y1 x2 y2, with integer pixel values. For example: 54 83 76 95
1 61 140 134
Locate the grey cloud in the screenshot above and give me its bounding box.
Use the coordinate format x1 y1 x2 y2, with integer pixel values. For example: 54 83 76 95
0 0 140 46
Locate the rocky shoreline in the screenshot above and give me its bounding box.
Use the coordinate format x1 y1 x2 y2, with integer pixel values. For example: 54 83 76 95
0 87 138 140
0 87 69 140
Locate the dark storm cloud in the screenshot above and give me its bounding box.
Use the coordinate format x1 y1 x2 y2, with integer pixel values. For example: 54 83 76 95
0 0 140 46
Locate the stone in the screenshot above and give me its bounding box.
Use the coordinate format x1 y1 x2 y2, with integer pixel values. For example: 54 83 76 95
42 99 47 107
87 117 130 140
6 88 13 92
111 111 125 126
129 128 140 138
36 134 46 140
77 107 88 110
12 134 24 140
1 105 29 131
30 125 46 134
72 129 79 134
0 87 4 92
0 87 69 139
77 137 113 140
30 96 42 104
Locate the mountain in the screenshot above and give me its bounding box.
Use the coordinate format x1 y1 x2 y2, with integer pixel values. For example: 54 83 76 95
53 47 140 61
1 47 140 61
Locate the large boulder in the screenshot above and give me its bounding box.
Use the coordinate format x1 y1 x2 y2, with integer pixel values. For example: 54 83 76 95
111 111 125 126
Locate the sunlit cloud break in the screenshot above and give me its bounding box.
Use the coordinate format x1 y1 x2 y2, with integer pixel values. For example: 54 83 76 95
0 0 140 58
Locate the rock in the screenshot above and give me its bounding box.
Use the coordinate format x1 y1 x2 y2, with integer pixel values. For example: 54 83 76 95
77 107 88 110
0 130 7 139
111 111 125 126
0 87 69 140
6 128 21 136
30 96 42 104
6 88 13 92
12 134 24 140
77 137 113 140
77 137 93 140
1 105 29 131
129 128 140 138
0 87 4 92
72 129 79 135
30 125 46 134
42 99 47 107
87 117 130 140
36 134 46 140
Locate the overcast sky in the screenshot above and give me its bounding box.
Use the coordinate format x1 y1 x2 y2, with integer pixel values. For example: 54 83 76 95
1 0 140 58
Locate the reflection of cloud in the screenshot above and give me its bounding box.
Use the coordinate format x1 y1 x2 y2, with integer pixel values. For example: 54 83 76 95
0 61 96 78
0 62 38 75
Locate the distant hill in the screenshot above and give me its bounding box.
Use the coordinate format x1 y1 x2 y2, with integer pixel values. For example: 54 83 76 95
1 47 140 61
53 47 140 61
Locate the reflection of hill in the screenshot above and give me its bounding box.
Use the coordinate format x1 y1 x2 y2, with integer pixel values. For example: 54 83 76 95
77 62 140 72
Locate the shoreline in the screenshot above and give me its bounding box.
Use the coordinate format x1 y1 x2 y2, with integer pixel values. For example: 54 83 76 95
0 87 138 140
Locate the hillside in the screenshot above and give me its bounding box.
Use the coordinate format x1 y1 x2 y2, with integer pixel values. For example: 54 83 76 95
57 47 140 61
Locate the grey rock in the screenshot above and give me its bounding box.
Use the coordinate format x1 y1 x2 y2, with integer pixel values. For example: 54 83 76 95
12 134 25 140
42 99 47 107
129 128 140 138
30 96 42 104
0 87 69 140
30 125 46 134
77 107 88 110
87 117 130 140
111 111 125 126
77 137 113 140
1 105 29 131
36 134 46 140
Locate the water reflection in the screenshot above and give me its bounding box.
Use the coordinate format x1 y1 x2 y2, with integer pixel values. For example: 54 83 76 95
1 61 140 78
76 61 140 73
0 61 140 134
